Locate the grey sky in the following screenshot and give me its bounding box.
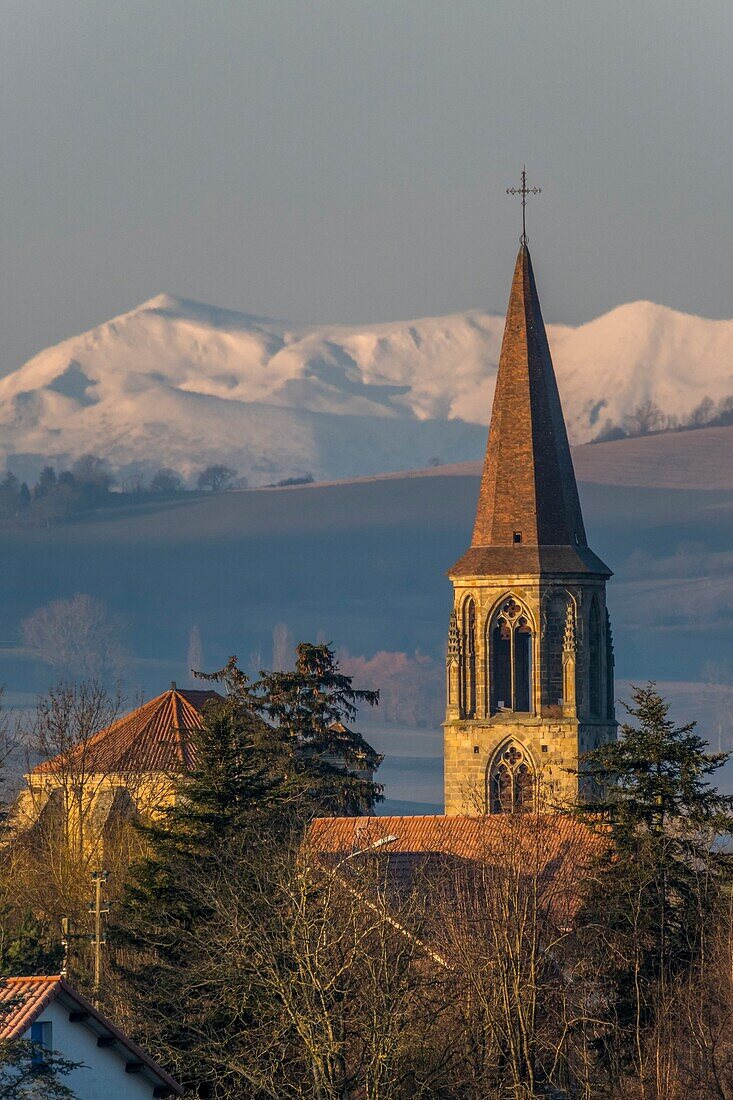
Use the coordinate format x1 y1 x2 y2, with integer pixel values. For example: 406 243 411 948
0 0 731 373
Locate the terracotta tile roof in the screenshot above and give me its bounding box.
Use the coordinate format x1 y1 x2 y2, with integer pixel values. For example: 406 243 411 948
32 687 223 776
0 975 183 1094
451 243 610 577
309 812 596 858
309 813 605 925
0 975 59 1039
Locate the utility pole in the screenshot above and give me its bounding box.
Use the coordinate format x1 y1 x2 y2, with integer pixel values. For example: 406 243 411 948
60 917 70 978
89 870 110 1000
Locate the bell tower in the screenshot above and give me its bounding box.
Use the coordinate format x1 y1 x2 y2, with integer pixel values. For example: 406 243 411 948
444 239 616 814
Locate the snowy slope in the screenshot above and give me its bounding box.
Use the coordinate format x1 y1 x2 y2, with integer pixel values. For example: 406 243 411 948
0 293 730 484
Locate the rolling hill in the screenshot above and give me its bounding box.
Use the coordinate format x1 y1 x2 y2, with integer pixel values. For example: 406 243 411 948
3 424 733 810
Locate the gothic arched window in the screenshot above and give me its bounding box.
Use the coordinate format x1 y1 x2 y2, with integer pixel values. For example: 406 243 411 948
490 598 533 713
489 743 535 814
589 597 602 718
460 597 477 719
543 593 568 709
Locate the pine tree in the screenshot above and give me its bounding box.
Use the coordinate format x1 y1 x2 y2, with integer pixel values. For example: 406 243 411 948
202 643 383 814
111 696 291 1095
0 909 63 976
255 642 382 814
573 683 733 1077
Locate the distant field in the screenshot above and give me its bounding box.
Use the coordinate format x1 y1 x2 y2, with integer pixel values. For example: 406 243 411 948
302 422 733 492
4 423 733 808
573 425 733 490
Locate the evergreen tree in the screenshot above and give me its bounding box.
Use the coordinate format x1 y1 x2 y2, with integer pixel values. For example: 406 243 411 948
255 642 382 813
203 643 382 814
111 697 291 1096
33 466 57 499
0 473 19 495
0 909 63 976
573 683 733 1077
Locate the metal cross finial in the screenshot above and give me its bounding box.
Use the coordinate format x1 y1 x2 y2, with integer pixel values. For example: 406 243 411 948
506 166 541 244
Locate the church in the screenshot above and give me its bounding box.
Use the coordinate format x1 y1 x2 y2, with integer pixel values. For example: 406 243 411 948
19 210 617 862
443 238 616 815
313 216 618 862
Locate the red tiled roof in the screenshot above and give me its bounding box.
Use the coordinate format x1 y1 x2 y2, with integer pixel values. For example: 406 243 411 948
0 975 183 1094
309 813 605 924
0 975 59 1039
309 812 600 860
31 687 223 776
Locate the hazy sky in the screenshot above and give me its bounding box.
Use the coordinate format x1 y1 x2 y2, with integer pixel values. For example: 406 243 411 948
0 1 731 372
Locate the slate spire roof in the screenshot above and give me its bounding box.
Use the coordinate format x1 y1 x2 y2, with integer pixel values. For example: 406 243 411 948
451 244 610 577
31 686 223 776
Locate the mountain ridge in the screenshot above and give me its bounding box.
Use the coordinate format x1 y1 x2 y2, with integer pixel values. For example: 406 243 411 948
0 293 731 485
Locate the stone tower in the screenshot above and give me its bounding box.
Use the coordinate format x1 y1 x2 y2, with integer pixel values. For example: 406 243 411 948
444 243 616 814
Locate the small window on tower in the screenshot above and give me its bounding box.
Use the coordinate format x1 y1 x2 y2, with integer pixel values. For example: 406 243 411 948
513 531 522 544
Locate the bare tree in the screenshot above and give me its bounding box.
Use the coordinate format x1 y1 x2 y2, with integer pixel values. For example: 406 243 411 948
338 648 442 727
165 837 455 1099
9 683 148 990
20 594 129 687
196 464 236 492
271 623 293 672
187 624 204 686
120 473 146 494
70 454 114 492
150 467 183 493
432 813 603 1099
623 399 667 437
16 682 122 861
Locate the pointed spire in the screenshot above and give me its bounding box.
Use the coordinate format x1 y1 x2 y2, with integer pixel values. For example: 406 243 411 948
472 243 586 549
449 243 611 578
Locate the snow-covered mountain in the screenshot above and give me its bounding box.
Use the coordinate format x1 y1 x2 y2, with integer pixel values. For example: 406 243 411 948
0 293 730 485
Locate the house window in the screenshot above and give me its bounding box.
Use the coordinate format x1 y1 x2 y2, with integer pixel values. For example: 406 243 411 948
489 743 535 814
513 531 522 544
30 1021 52 1063
490 598 533 713
31 1021 52 1048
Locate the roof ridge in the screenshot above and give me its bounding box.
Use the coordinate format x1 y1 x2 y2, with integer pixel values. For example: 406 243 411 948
4 975 62 983
169 689 186 765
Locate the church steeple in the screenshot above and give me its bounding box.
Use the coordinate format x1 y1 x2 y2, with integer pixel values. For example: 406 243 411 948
443 228 617 817
472 243 585 549
451 244 609 578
